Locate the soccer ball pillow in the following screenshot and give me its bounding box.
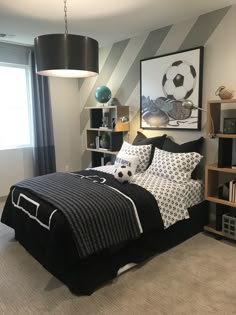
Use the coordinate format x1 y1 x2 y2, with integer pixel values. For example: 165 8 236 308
114 165 133 183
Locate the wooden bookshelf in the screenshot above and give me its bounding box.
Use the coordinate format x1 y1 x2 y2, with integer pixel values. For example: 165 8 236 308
205 99 236 238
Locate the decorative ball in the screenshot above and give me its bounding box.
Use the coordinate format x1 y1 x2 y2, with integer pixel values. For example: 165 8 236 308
114 165 133 183
162 60 196 100
95 86 112 104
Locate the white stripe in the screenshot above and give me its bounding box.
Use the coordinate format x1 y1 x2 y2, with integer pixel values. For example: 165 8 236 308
117 262 137 275
11 188 56 231
49 209 58 229
156 18 198 56
105 184 143 234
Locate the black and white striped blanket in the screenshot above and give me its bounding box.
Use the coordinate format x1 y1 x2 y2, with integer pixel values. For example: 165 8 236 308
14 171 142 258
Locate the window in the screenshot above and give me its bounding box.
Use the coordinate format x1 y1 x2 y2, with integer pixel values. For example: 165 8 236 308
0 64 33 150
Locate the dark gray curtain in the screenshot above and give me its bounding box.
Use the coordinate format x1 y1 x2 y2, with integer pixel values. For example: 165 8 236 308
31 51 56 176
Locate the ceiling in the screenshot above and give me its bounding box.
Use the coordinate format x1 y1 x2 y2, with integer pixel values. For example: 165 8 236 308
0 0 236 47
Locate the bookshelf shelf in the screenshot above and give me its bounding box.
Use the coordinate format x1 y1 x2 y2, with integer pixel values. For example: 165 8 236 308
206 164 236 173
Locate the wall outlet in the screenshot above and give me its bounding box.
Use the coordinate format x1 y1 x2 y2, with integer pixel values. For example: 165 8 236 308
65 165 70 172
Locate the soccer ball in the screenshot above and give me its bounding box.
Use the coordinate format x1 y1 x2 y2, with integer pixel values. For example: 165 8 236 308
114 165 133 183
162 60 196 100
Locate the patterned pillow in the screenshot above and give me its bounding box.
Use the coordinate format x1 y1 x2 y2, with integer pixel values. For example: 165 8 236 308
119 141 152 172
146 147 203 183
114 152 139 174
132 133 167 166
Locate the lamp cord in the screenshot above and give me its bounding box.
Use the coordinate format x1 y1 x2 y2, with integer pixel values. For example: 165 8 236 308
64 0 68 34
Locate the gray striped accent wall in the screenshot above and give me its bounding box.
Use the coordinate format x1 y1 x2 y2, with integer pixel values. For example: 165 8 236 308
80 6 231 169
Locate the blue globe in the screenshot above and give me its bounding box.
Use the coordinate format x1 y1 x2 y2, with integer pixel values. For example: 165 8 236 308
95 86 112 104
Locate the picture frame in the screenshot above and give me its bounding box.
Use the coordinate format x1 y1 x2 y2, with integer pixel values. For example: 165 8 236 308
140 46 204 130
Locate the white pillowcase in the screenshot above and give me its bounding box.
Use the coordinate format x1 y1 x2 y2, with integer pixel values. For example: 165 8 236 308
146 147 203 183
118 141 152 173
114 152 139 174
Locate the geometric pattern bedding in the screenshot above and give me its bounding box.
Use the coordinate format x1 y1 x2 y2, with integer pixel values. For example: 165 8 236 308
92 165 204 228
132 172 203 228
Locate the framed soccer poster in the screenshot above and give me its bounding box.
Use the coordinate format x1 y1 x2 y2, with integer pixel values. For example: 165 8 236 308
140 47 204 130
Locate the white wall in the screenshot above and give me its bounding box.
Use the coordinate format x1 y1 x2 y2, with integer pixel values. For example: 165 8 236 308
0 147 33 196
49 77 82 173
203 5 236 164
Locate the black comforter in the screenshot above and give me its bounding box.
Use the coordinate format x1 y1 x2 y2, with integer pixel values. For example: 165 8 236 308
1 169 164 258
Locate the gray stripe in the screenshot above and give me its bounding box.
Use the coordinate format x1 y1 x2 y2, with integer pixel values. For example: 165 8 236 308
115 25 172 105
80 39 130 134
179 6 231 50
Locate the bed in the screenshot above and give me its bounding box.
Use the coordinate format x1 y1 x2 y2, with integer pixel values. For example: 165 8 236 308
0 135 209 295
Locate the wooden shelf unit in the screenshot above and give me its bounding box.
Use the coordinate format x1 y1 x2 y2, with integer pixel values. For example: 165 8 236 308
205 99 236 238
85 105 129 167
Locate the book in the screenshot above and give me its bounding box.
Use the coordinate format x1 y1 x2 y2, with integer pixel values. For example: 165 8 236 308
232 181 235 202
228 180 236 202
229 180 233 202
233 180 236 203
95 136 100 149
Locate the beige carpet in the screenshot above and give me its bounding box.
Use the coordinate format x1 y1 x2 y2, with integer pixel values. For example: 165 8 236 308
0 220 236 315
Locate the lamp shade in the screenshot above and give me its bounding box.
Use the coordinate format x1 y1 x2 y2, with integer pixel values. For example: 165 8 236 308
34 34 99 78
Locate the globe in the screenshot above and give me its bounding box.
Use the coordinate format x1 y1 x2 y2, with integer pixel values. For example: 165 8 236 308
95 86 112 104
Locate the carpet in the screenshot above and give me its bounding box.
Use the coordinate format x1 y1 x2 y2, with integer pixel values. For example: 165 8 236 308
0 222 236 315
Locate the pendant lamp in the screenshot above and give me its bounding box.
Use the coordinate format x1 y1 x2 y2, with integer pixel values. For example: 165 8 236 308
34 0 99 78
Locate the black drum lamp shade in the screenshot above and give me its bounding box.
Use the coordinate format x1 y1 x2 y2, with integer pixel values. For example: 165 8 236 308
34 0 99 78
34 34 99 78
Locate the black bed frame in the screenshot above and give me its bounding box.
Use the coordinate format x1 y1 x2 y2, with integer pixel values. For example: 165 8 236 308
3 199 208 295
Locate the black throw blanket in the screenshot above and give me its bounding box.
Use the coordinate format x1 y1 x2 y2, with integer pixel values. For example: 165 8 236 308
13 170 163 258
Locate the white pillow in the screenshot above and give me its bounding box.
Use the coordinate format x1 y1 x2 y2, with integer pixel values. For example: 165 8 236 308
115 152 139 174
119 141 152 173
146 147 203 183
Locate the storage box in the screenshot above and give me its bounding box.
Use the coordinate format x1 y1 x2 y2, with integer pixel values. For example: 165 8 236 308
222 213 236 240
